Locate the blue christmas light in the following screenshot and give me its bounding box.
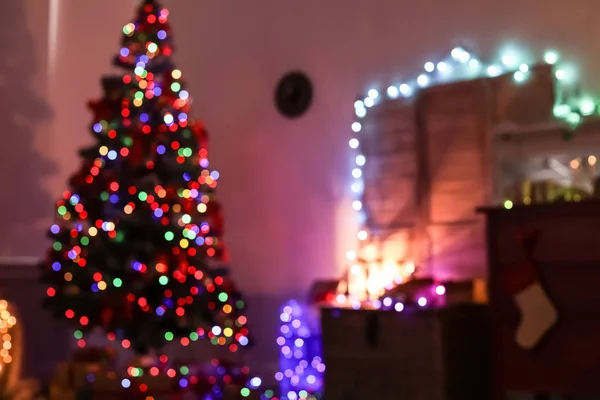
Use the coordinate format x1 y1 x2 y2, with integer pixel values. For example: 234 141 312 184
276 300 324 398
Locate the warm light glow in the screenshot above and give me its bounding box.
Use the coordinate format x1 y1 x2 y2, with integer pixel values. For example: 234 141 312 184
570 159 581 169
589 155 597 166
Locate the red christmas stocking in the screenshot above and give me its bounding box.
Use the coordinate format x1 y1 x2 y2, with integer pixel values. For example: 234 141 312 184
503 260 558 349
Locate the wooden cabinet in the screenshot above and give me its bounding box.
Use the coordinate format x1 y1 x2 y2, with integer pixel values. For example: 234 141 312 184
480 201 600 398
321 305 489 400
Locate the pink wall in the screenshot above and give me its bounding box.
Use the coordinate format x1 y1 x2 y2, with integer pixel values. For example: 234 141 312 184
4 0 600 376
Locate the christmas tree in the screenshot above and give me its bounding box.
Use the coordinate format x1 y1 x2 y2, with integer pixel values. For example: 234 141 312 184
40 0 251 356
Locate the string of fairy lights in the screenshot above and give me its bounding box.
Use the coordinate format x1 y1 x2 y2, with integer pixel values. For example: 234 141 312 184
345 45 598 284
0 301 15 372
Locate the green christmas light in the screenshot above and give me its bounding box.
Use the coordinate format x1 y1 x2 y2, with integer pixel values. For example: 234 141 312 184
580 97 596 116
567 112 582 126
165 332 174 341
113 278 123 287
159 276 169 285
544 50 559 65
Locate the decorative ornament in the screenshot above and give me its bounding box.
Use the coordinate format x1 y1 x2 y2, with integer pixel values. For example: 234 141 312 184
503 230 558 349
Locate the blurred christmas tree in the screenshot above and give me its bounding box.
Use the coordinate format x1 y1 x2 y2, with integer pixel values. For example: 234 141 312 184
40 0 251 356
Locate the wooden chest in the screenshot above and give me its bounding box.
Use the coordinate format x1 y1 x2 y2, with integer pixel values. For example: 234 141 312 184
321 305 489 400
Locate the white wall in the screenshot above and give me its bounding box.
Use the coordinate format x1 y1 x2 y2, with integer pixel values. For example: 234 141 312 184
5 0 600 376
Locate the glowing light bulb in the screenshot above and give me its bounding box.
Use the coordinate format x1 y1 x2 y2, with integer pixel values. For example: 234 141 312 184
352 201 362 211
553 104 571 117
588 155 597 166
351 122 362 132
424 62 435 72
399 84 412 96
570 158 580 169
349 138 359 149
435 285 446 295
357 230 368 240
451 47 467 60
457 51 470 63
579 97 596 116
394 302 404 312
367 89 379 99
504 200 513 209
436 62 448 72
501 54 516 67
355 107 367 118
346 250 357 260
352 168 362 178
555 69 566 80
355 155 366 166
544 51 559 65
387 86 399 98
519 64 529 73
513 71 526 83
468 59 480 69
417 297 427 307
567 112 582 126
354 100 364 109
364 97 374 107
417 74 429 87
487 65 501 77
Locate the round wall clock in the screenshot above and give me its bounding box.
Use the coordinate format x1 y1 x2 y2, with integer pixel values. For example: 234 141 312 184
275 71 313 119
